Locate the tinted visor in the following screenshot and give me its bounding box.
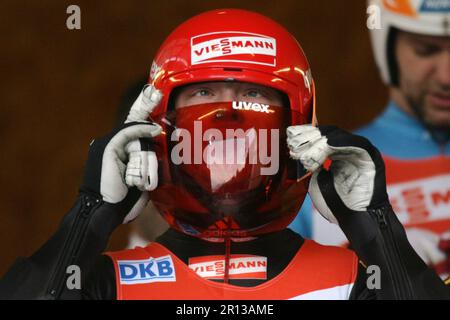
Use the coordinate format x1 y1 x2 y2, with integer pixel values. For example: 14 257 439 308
150 101 310 237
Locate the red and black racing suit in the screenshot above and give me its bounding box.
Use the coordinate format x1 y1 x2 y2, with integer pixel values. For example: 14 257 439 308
0 193 448 299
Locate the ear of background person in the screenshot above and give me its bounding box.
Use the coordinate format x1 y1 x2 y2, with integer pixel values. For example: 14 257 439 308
0 0 387 276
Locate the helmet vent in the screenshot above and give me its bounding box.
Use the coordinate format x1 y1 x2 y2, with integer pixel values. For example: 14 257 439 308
223 67 243 72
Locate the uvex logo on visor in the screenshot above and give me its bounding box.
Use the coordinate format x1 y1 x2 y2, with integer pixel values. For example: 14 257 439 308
191 32 277 66
232 101 270 113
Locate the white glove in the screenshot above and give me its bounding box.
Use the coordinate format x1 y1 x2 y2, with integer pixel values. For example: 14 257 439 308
125 139 158 192
124 84 161 194
126 84 163 123
287 125 389 224
81 85 163 224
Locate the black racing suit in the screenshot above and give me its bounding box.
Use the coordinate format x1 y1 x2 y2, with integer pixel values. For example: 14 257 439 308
0 192 449 300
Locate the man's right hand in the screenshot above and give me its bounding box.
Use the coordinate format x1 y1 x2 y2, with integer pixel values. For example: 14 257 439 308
80 85 162 224
0 85 164 300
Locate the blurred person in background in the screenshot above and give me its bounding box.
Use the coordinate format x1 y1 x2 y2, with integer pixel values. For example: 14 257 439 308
291 0 450 280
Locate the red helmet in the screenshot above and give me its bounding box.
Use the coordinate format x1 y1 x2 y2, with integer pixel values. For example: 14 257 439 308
147 9 316 239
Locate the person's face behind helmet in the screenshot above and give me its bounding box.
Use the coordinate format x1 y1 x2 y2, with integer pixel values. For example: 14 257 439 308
146 9 315 240
395 30 450 132
369 0 450 132
173 82 285 109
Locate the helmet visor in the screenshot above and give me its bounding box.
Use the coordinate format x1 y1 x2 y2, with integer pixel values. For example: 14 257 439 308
150 101 311 237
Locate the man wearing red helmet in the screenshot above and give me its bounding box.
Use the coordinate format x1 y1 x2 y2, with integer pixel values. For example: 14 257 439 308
0 9 448 300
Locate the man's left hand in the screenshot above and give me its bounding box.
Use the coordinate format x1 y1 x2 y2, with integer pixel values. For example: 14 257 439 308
287 125 390 225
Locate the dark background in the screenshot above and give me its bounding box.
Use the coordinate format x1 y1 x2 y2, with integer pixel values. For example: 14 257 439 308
0 0 388 276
